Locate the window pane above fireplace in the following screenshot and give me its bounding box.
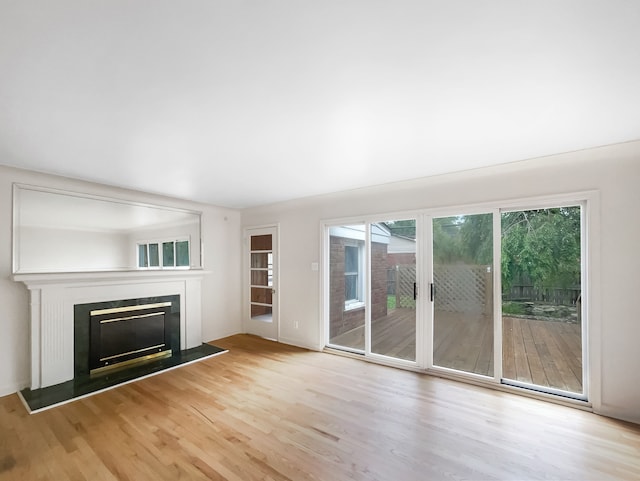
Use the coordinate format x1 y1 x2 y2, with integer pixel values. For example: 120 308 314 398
176 241 189 267
149 243 160 267
163 242 175 267
138 244 148 268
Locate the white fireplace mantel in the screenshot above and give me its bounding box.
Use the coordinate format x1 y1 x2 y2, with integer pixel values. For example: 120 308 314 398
14 269 208 390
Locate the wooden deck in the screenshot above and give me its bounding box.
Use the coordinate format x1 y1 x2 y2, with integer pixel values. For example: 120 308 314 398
330 308 582 392
503 316 582 392
433 310 494 376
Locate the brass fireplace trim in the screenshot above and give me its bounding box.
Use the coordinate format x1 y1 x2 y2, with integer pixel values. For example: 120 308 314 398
100 344 167 362
90 301 172 316
99 311 165 324
91 349 172 376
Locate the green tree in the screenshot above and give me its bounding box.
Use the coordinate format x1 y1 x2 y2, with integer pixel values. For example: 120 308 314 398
384 219 416 238
458 213 493 264
394 209 580 295
433 215 492 265
432 208 581 294
501 207 581 292
433 217 463 263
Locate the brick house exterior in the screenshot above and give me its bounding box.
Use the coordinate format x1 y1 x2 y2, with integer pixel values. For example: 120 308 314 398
329 234 389 339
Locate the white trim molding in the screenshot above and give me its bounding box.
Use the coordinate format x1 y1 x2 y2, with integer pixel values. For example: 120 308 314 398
14 270 208 389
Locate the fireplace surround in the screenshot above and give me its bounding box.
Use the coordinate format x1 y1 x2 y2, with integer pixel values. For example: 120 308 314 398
13 270 206 390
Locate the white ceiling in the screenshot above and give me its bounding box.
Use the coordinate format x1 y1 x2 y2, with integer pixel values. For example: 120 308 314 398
1 1 639 208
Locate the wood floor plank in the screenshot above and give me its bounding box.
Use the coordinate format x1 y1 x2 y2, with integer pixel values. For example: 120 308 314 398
2 334 636 481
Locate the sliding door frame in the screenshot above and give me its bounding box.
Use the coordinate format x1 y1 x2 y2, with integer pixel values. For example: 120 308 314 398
498 197 590 401
422 206 502 384
322 191 599 408
322 212 423 369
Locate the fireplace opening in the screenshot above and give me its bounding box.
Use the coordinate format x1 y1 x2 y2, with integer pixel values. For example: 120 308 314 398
75 295 181 379
89 302 172 375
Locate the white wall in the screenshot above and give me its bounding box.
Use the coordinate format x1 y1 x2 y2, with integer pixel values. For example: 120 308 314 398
241 141 640 424
0 165 243 396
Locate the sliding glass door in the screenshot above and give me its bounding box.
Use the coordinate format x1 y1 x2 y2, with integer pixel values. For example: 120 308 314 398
371 220 416 362
432 213 494 377
501 206 583 397
328 224 366 352
325 197 587 401
327 219 417 362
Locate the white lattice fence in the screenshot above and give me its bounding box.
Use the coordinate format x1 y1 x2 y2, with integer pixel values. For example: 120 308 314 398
434 265 491 314
397 265 416 308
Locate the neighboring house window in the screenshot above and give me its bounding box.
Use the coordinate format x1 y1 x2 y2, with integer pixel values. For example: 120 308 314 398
344 242 364 309
138 238 190 268
345 245 359 301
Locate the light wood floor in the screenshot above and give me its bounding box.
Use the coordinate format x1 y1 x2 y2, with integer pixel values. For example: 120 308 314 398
332 308 582 392
1 334 638 481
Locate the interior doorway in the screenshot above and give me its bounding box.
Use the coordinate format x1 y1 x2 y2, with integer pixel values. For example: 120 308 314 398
245 226 278 340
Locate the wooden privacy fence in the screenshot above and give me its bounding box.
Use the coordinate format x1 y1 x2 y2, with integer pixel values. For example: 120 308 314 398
503 281 580 306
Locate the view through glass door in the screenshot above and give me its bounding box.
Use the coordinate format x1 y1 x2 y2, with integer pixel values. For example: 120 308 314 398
432 213 495 377
501 206 584 397
325 200 586 401
327 219 417 362
328 224 366 352
371 219 416 361
246 227 278 340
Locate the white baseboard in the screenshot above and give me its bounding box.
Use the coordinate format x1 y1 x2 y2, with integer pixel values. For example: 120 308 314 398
596 404 640 426
0 379 27 398
277 336 320 352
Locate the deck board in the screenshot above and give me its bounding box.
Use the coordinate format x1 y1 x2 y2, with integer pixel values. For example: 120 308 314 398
331 308 582 392
513 318 533 382
502 317 516 379
521 319 547 386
